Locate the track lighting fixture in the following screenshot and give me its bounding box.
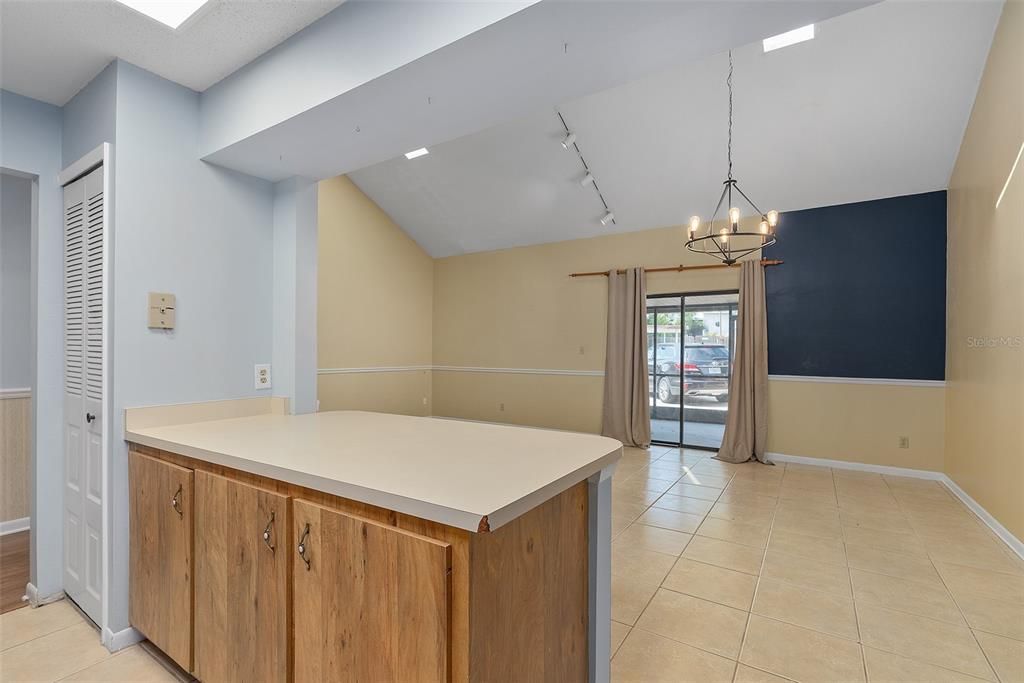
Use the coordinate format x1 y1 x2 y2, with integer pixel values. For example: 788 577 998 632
557 112 617 227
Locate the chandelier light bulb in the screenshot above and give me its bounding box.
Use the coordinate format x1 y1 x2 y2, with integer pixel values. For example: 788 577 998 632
728 207 740 225
767 209 779 227
719 228 729 243
759 219 769 235
689 216 700 235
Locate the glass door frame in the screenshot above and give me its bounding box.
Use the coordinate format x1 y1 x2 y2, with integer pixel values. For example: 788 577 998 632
648 289 740 451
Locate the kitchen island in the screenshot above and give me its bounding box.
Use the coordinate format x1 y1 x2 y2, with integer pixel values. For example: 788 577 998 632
124 398 621 683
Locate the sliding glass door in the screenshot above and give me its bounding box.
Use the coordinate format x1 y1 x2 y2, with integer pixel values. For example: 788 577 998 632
647 291 739 450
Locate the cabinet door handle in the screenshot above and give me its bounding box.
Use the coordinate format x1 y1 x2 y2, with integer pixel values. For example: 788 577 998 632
170 484 183 518
297 523 311 571
262 511 276 553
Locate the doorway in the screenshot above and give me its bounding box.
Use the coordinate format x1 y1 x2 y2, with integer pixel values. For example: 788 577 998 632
647 291 738 450
1 172 34 613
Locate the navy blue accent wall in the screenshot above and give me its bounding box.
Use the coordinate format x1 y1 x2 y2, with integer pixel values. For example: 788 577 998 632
762 191 946 380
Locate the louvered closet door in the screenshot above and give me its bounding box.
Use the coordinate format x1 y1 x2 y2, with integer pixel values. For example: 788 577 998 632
63 165 105 625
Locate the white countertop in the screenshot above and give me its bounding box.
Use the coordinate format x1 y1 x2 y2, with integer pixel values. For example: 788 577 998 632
125 406 622 532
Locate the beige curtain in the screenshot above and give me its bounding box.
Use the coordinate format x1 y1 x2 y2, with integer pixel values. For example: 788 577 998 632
716 260 770 464
601 268 651 448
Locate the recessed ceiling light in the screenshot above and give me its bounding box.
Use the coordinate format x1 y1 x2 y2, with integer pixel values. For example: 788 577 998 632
114 0 210 29
405 148 429 160
763 24 815 52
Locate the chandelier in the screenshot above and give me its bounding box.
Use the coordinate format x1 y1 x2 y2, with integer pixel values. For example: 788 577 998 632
685 50 779 265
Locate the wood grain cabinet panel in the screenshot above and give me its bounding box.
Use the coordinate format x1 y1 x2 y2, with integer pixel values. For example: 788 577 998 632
292 498 452 683
129 450 193 671
194 471 290 683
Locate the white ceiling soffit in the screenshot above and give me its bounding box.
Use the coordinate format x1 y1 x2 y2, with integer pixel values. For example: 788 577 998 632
350 0 1002 258
202 0 873 181
0 0 344 106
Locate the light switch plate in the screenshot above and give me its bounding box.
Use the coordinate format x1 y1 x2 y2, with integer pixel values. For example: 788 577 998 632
148 292 176 329
254 364 272 390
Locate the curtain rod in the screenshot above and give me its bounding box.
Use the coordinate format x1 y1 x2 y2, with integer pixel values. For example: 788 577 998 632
569 258 783 278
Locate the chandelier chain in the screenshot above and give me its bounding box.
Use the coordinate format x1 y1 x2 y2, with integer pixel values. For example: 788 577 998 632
727 49 733 180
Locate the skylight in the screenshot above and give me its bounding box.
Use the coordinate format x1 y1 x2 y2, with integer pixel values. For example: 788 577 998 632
114 0 210 29
763 24 815 52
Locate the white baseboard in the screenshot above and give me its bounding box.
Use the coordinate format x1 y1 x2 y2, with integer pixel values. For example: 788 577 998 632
0 517 30 535
766 452 1023 561
102 625 144 652
942 476 1024 561
25 583 64 608
766 452 945 480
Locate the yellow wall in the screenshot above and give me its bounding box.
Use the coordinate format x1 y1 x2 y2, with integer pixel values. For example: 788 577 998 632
1 395 30 522
432 227 946 470
945 1 1024 539
767 381 945 471
317 176 433 416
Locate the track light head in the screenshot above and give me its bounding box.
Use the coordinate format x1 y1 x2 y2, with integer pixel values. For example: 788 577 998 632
561 132 576 149
600 210 615 226
580 172 595 187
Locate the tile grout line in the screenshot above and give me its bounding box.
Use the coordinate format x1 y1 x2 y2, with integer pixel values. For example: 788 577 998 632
0 618 82 655
735 461 782 679
824 465 873 683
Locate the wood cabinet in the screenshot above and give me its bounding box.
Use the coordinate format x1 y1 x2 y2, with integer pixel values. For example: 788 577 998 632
128 444 589 683
128 450 193 671
292 499 452 683
194 471 290 683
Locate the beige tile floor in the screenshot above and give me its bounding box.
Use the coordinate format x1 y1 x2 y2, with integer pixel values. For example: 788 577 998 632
610 446 1024 683
0 600 181 682
3 447 1022 683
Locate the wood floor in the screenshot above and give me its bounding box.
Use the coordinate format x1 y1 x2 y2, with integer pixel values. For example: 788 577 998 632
1 530 29 614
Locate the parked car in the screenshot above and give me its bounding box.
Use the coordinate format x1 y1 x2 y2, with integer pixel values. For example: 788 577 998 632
648 344 731 404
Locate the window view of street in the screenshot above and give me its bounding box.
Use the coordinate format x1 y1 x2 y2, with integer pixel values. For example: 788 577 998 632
647 292 739 449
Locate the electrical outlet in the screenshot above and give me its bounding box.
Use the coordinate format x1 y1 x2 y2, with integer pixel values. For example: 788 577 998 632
499 402 505 412
898 436 910 449
254 364 272 390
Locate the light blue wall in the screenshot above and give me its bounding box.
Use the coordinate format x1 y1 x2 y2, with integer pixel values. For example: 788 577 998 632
62 61 117 167
0 89 64 598
108 61 275 630
271 177 318 415
1 174 33 389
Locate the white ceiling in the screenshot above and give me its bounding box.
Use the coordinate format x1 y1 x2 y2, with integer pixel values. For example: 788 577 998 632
0 0 344 105
349 0 1002 258
203 0 871 180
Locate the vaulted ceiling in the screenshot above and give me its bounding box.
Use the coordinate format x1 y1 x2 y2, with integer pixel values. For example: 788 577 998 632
0 0 344 105
349 0 1002 257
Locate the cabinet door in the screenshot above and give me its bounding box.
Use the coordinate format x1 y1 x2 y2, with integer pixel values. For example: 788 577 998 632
293 499 452 683
194 471 290 683
129 450 193 671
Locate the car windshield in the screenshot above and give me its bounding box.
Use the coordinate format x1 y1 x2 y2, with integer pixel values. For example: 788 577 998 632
685 346 729 361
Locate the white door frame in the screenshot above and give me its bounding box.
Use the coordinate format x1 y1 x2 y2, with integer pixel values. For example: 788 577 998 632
58 143 112 640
